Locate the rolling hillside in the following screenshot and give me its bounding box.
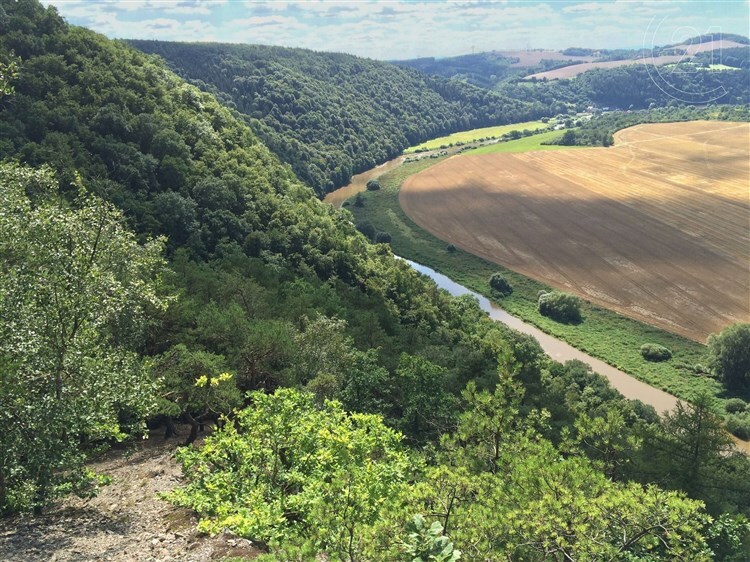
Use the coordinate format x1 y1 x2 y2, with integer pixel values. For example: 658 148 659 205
525 38 747 80
131 40 546 196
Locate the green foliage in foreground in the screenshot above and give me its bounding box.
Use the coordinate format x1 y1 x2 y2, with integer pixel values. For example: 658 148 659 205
171 386 725 561
347 157 729 409
0 164 169 514
169 389 411 557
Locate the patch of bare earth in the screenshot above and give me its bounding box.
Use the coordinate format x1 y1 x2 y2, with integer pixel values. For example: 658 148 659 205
0 426 261 562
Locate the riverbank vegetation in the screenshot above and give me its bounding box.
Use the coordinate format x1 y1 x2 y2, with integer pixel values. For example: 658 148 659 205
1 2 749 558
347 154 744 415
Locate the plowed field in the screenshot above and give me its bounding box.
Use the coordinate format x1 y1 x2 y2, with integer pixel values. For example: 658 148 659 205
400 121 750 341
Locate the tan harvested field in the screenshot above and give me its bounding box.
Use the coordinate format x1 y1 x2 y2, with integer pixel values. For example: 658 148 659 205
524 40 747 80
524 55 682 80
400 121 750 342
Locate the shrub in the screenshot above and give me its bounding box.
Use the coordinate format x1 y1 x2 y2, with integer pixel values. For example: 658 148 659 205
726 412 750 440
640 343 672 362
445 244 456 253
366 179 381 191
355 221 375 240
489 272 513 297
374 231 392 244
354 193 364 207
725 398 747 414
707 323 750 391
538 291 582 323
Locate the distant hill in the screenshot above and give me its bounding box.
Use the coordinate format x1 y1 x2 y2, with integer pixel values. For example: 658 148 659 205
130 41 544 196
395 34 749 87
526 38 748 80
394 50 594 88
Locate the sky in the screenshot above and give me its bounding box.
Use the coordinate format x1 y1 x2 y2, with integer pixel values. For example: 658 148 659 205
43 1 750 60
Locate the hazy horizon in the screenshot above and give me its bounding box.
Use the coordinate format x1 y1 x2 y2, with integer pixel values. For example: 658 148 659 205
43 1 749 61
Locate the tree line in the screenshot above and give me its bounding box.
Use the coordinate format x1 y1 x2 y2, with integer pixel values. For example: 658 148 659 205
0 1 749 558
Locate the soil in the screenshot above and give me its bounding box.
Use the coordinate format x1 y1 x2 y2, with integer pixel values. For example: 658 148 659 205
0 426 262 562
400 121 750 342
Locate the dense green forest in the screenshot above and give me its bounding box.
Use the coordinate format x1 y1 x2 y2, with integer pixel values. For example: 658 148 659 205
394 51 527 88
129 40 549 196
1 1 749 559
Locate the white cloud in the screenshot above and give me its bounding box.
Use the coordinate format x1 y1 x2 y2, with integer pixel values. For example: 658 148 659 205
43 0 749 59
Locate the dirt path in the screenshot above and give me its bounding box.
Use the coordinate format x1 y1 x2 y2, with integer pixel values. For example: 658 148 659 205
0 428 260 562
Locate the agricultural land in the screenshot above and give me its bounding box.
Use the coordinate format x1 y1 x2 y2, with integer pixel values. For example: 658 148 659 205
524 39 746 80
399 121 750 342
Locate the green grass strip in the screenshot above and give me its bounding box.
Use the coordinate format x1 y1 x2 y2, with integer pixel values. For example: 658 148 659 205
404 120 552 153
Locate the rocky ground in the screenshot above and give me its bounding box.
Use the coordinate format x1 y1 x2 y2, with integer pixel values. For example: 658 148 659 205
0 427 261 562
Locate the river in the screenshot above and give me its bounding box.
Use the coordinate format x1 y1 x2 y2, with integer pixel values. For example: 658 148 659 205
325 154 748 452
401 257 750 454
400 258 680 414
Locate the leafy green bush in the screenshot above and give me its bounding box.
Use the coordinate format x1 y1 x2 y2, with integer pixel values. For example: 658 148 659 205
489 272 513 297
401 514 460 562
725 398 747 414
366 179 381 191
726 412 750 440
168 389 409 556
446 244 456 253
356 221 376 240
537 291 582 323
375 231 392 244
640 343 673 362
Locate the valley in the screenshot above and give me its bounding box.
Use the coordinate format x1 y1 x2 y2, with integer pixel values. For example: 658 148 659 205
2 1 750 559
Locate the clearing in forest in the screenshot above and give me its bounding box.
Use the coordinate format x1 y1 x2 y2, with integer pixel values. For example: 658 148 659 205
400 121 750 342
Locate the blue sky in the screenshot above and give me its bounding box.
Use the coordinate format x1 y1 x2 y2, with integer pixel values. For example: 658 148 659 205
43 1 750 60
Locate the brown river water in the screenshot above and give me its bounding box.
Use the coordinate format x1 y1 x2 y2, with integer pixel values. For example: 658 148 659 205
326 158 749 454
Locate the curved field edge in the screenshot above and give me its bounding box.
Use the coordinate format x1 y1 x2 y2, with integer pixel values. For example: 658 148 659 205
346 157 740 413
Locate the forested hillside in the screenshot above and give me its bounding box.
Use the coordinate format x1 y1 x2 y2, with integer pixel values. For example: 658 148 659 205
130 40 547 195
1 1 750 559
496 61 750 114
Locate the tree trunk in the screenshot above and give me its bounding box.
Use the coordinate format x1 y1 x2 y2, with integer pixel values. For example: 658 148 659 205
183 412 199 446
164 416 177 440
